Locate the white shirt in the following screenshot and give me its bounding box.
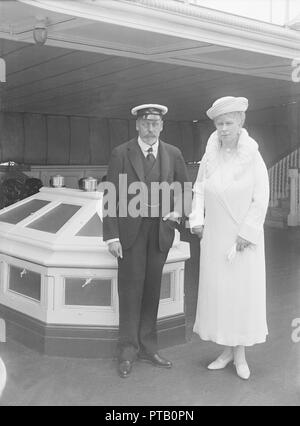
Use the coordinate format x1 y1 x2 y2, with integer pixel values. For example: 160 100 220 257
138 137 159 158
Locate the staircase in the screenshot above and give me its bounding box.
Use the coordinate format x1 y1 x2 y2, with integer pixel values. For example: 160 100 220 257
266 197 290 228
266 147 300 228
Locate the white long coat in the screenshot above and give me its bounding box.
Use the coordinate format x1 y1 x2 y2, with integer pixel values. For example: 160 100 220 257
189 129 269 346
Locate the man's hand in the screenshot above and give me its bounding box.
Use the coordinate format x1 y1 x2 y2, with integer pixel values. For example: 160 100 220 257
163 211 180 223
108 241 123 258
191 225 204 239
236 236 252 252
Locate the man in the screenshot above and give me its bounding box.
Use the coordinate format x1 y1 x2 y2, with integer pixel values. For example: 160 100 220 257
103 104 191 378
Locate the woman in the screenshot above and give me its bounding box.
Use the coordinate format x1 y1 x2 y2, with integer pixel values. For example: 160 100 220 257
189 96 269 380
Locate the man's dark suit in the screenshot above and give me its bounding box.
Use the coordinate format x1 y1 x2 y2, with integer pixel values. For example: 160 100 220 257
103 137 191 361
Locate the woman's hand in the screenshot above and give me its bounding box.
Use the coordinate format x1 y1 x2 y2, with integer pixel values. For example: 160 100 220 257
236 236 252 252
191 225 204 239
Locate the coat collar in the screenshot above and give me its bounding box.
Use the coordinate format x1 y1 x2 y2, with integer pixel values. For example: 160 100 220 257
158 140 170 182
204 128 258 179
128 138 144 181
204 129 259 224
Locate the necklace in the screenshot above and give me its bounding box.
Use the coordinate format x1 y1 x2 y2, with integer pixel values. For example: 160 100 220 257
222 146 237 154
221 134 239 153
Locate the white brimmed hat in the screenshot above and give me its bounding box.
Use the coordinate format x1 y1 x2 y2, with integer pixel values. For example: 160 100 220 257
131 104 168 119
206 96 248 120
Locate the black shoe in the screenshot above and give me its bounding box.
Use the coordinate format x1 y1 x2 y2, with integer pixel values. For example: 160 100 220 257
118 360 133 378
139 352 172 368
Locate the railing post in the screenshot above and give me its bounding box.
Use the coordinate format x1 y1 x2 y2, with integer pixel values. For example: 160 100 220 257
274 163 279 207
298 170 300 225
287 169 299 226
268 168 274 207
0 319 5 342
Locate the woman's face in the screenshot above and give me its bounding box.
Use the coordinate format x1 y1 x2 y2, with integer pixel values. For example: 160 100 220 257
214 113 242 145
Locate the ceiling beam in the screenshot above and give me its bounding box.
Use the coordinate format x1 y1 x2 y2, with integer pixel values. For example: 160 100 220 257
18 0 300 58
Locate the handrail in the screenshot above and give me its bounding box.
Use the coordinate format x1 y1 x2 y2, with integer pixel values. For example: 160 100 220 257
268 146 300 208
267 145 300 169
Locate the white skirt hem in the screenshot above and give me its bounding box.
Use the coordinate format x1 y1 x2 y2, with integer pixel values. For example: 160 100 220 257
193 330 268 347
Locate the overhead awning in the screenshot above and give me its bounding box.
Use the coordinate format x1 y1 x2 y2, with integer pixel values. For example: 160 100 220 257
0 0 299 119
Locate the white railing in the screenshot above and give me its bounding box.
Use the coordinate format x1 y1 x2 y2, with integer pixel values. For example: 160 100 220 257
287 168 300 226
268 147 300 208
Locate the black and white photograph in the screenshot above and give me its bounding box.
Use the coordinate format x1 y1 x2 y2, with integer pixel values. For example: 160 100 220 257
0 0 300 408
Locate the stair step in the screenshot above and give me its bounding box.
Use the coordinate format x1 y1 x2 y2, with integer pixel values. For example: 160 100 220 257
280 199 290 209
265 218 288 229
268 207 289 219
269 214 289 221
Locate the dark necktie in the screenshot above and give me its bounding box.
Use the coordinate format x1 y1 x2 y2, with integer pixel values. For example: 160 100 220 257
146 146 155 165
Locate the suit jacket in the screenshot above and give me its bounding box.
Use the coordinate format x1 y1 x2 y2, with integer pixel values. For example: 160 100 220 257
103 137 192 252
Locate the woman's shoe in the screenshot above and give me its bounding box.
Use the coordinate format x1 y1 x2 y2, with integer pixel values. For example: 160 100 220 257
234 362 250 380
207 353 233 370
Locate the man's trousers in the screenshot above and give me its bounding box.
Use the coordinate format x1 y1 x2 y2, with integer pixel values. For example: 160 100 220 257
117 218 169 361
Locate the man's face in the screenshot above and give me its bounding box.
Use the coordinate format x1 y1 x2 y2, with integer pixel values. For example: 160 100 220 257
136 117 163 145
